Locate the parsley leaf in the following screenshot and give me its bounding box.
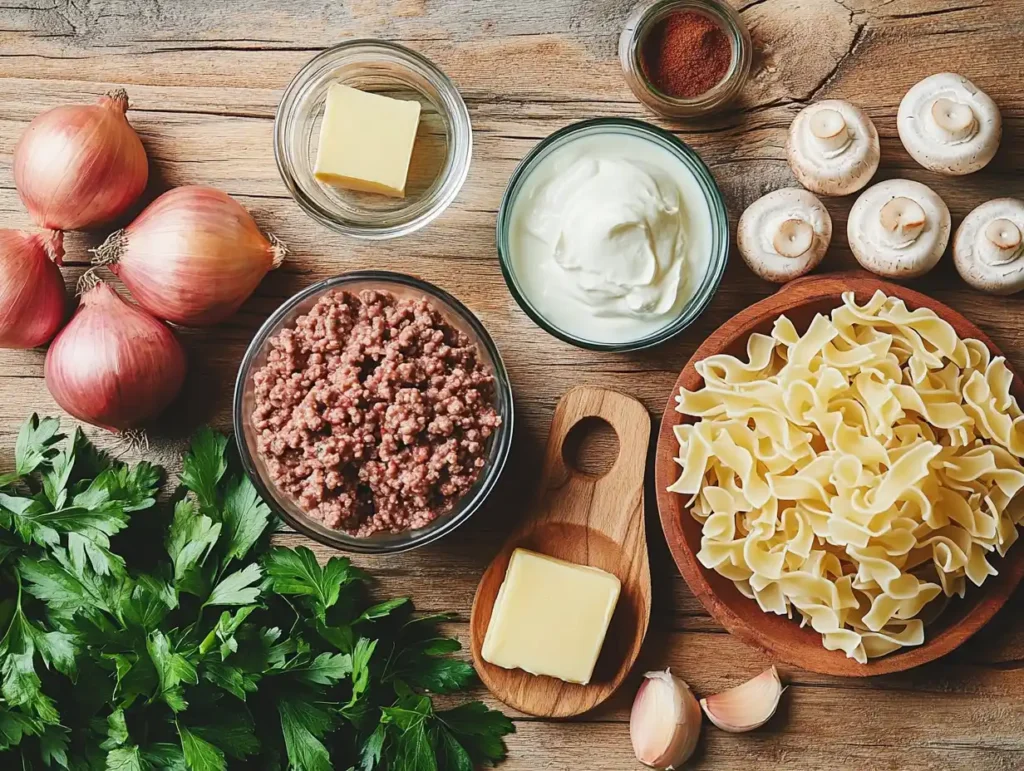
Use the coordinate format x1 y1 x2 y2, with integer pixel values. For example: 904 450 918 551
0 414 62 487
166 500 220 593
264 546 365 620
147 631 197 713
106 745 144 771
278 699 335 771
205 563 262 607
190 711 259 760
289 651 353 686
220 475 271 565
178 722 226 771
436 702 516 767
180 428 228 512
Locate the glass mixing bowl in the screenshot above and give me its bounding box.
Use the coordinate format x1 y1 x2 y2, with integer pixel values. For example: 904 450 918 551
496 118 729 352
275 41 472 239
233 272 514 554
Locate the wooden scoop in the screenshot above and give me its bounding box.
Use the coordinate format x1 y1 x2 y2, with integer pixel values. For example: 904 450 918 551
469 386 652 718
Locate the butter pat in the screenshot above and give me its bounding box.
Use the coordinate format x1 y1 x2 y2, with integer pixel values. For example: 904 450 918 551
314 84 421 198
482 548 621 685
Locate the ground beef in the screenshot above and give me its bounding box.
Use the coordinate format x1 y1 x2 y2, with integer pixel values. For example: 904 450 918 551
251 289 502 538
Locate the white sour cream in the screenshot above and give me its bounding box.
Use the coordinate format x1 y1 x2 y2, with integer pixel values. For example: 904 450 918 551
507 132 712 344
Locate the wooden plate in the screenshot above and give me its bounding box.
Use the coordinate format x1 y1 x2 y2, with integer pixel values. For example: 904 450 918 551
654 272 1024 676
471 386 652 717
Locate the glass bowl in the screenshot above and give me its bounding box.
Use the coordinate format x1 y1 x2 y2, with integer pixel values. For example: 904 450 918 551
274 41 472 239
496 118 729 352
619 0 752 118
233 272 514 555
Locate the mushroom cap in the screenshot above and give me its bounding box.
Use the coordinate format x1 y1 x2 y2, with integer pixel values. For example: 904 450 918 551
953 198 1024 294
897 73 1001 175
848 179 951 279
786 100 880 196
737 188 832 283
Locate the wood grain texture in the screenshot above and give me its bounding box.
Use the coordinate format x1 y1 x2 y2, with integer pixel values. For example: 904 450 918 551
2 0 1024 768
470 386 651 717
655 272 1024 676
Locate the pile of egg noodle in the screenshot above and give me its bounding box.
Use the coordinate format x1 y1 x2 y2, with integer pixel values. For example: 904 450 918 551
670 291 1024 663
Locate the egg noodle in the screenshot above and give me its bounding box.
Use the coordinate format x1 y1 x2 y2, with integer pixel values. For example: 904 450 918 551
669 291 1024 663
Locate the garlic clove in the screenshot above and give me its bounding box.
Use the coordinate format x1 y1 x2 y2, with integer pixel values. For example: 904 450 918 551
985 218 1022 253
630 669 702 769
879 196 926 243
808 108 849 153
699 666 783 734
930 97 976 143
772 218 814 259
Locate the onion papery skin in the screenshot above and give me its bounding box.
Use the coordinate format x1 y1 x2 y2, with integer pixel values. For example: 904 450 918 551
45 281 186 432
0 229 67 349
98 186 286 327
14 89 148 231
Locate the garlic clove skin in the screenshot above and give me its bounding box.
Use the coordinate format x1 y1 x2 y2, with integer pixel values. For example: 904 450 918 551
630 669 702 769
699 666 783 734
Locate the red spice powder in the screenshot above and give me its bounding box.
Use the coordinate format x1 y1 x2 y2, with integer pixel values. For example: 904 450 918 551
641 10 732 99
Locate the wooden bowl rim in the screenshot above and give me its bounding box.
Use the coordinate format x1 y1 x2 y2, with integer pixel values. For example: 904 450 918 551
654 272 1024 676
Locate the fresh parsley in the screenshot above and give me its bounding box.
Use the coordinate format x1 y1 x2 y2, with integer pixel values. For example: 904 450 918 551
0 415 513 769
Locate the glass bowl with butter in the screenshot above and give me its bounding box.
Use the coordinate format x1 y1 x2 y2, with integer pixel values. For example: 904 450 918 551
496 118 729 352
275 41 472 239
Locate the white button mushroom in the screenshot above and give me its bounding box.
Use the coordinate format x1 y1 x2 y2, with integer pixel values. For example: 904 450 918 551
786 100 880 196
737 188 832 283
953 198 1024 294
848 179 951 279
897 73 1001 175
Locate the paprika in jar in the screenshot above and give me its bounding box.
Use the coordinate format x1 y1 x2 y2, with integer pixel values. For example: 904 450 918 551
619 0 752 118
642 10 732 99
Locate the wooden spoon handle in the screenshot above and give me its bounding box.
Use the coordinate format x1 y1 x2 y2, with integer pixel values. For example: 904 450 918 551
534 386 651 543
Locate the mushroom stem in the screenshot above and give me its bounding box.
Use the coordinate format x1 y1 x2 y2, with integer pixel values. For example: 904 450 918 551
929 97 977 143
808 108 851 154
981 218 1023 265
772 218 814 258
879 197 926 245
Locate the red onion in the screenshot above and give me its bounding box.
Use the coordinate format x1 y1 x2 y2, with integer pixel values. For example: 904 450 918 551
93 186 286 327
0 229 67 349
14 89 148 231
45 278 186 432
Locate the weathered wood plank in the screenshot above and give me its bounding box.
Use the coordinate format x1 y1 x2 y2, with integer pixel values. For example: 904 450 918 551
3 0 1024 768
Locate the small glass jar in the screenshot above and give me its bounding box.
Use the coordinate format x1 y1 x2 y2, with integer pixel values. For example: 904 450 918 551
620 0 752 118
275 41 472 240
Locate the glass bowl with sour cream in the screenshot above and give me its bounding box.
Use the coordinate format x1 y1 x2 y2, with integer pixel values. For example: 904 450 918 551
496 118 728 352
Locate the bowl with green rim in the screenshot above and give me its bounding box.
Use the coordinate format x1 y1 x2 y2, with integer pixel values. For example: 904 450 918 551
495 117 729 352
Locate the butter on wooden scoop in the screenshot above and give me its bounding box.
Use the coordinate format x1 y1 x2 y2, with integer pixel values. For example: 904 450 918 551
481 548 621 685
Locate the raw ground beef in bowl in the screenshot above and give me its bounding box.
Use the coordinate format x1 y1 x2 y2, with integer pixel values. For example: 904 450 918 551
234 273 513 554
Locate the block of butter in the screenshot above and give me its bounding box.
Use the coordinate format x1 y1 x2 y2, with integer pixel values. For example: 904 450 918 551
314 84 422 198
481 548 621 685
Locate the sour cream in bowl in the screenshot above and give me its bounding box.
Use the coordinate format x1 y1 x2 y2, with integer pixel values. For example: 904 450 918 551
497 118 728 351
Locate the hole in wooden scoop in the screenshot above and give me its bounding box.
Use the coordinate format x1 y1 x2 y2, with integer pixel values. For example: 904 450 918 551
562 416 620 477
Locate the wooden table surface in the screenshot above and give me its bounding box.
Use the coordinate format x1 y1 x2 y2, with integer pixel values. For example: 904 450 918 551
2 1 1024 769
